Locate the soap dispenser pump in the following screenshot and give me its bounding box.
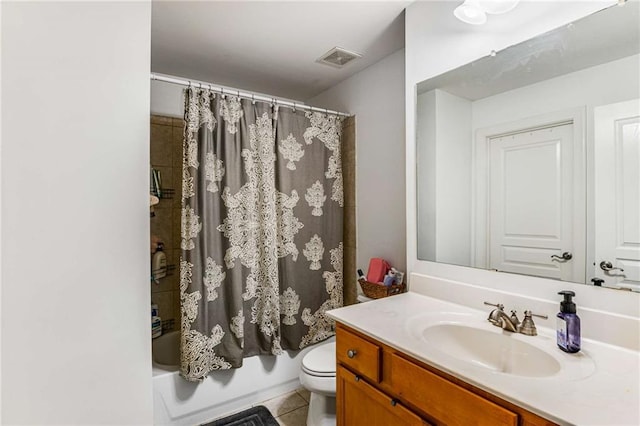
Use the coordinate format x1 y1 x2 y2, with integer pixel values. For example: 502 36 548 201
557 291 581 353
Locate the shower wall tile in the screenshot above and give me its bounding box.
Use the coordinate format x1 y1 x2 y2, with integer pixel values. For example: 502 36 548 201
171 126 184 168
171 207 181 247
152 166 173 208
170 249 181 270
344 206 356 249
343 238 357 306
343 160 356 208
172 290 181 326
342 116 357 306
151 115 185 325
150 208 173 248
150 123 173 167
172 169 184 205
151 277 173 294
151 115 174 126
152 290 174 324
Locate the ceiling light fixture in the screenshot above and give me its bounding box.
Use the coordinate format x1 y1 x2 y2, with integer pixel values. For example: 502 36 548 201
454 0 487 25
477 0 520 15
454 0 519 25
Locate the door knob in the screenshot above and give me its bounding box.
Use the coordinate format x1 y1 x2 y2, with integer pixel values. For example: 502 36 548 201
551 252 573 261
599 261 624 272
347 349 357 358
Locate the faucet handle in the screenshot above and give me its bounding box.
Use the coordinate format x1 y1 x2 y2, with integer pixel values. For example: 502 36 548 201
483 301 504 310
510 310 520 326
526 310 548 320
518 310 548 336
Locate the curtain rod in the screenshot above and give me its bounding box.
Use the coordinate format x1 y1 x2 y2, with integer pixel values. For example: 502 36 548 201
150 73 351 118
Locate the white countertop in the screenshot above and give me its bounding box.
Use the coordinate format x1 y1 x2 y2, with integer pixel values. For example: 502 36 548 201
327 292 640 426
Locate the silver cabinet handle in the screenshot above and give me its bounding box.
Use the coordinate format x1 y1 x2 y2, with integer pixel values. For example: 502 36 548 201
600 261 624 272
347 349 357 358
551 252 573 261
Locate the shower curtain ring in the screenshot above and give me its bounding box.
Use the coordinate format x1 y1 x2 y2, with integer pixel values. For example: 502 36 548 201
292 102 296 112
237 90 241 98
251 94 256 105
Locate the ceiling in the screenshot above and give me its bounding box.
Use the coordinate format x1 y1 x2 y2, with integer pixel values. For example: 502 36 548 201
417 1 639 100
151 1 410 101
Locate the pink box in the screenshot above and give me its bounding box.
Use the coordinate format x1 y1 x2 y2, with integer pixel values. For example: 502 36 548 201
366 258 391 283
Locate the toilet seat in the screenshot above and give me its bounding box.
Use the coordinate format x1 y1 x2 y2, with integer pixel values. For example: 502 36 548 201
302 342 336 377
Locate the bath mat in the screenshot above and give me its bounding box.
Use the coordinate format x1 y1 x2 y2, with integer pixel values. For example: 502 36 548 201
203 405 279 426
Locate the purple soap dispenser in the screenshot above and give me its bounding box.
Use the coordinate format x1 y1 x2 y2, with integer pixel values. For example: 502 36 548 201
557 291 581 353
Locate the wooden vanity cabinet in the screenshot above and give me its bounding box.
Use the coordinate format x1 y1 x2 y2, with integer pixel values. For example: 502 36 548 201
336 323 558 426
338 365 429 426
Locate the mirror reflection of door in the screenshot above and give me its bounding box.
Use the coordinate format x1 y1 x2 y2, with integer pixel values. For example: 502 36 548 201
594 99 640 291
488 123 584 282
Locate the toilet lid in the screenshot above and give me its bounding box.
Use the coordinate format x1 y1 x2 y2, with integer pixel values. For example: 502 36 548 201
302 342 336 377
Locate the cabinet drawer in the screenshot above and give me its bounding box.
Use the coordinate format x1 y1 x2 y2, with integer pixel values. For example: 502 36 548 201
339 366 430 426
391 354 518 426
336 326 381 382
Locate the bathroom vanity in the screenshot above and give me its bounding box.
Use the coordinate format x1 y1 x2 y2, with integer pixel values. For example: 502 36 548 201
335 324 553 426
327 279 640 426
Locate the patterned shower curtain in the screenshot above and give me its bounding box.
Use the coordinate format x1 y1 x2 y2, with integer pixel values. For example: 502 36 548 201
179 87 344 381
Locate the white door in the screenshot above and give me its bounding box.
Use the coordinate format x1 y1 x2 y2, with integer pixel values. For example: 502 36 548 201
489 123 584 282
594 100 640 291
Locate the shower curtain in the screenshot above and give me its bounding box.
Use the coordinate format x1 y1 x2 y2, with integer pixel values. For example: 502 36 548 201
180 87 344 381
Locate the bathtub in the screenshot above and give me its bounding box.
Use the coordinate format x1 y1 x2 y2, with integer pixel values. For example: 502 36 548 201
152 331 321 425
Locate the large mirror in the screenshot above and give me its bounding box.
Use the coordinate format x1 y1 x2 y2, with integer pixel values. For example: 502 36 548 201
416 3 640 291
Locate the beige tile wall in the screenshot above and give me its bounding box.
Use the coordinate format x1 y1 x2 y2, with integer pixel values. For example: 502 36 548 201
342 116 357 306
150 115 184 328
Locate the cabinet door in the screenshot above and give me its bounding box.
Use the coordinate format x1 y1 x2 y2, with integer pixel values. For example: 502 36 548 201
336 325 381 382
337 366 429 426
391 354 518 426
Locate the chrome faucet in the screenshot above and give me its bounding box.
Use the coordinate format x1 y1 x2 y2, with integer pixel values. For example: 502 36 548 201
484 302 518 332
484 302 548 335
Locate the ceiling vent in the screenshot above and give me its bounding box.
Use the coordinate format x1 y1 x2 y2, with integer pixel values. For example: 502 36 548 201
316 47 362 68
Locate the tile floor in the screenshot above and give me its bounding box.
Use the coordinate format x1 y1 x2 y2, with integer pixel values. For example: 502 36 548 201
207 388 311 426
263 388 310 426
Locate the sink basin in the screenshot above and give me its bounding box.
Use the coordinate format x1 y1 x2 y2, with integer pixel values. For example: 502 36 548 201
404 312 595 380
422 324 560 377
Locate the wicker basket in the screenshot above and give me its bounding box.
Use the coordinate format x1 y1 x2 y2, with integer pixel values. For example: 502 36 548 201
359 280 406 299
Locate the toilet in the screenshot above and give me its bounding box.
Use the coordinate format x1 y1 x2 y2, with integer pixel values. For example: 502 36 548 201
299 295 373 425
299 339 337 426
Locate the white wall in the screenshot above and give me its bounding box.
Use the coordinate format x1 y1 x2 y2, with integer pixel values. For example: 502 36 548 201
1 3 153 424
151 79 185 118
434 90 472 265
416 91 436 260
308 49 406 273
472 54 640 280
416 89 472 265
472 54 640 129
405 0 640 314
